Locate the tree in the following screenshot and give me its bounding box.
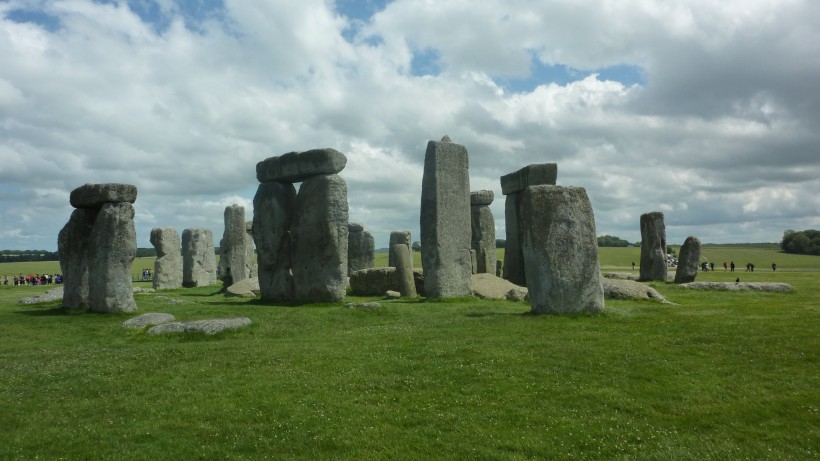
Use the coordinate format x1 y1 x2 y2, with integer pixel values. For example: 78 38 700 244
411 241 421 252
596 235 630 247
782 229 820 256
495 239 506 248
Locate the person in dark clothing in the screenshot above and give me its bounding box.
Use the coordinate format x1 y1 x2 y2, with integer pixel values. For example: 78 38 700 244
772 262 777 271
730 261 735 272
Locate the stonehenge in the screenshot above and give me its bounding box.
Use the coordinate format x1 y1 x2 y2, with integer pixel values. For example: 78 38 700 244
182 228 217 287
674 236 701 284
150 227 182 290
58 183 138 313
388 231 412 268
420 136 472 298
639 211 667 282
470 190 496 274
348 222 375 273
218 205 255 286
253 148 349 302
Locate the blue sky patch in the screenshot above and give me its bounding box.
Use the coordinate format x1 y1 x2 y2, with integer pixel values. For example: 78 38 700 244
5 9 61 32
500 56 646 92
410 48 442 76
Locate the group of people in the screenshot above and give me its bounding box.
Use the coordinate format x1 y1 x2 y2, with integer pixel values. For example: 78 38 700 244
141 268 153 281
2 274 63 286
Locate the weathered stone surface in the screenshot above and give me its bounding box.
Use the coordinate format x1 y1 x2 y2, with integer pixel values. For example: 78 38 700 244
420 139 472 298
245 221 257 279
348 224 375 273
496 260 504 278
471 202 496 274
18 287 64 305
344 302 381 310
385 290 401 298
226 276 260 298
256 148 347 183
520 185 604 314
349 267 424 296
182 228 217 287
70 183 137 208
218 204 251 285
471 273 527 301
392 244 417 297
87 202 137 313
388 231 411 268
602 278 670 303
680 282 794 292
150 227 182 290
148 317 252 335
470 190 494 206
502 193 525 285
291 174 348 302
122 312 175 329
58 208 97 309
253 181 296 301
639 212 667 282
674 236 701 284
500 164 557 195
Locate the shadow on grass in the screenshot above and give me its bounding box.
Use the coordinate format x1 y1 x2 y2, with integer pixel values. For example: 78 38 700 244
15 306 86 316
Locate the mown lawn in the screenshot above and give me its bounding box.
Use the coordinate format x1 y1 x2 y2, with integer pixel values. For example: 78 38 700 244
1 250 819 459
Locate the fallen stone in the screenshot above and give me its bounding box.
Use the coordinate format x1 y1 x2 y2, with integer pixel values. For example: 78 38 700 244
226 277 260 298
603 272 641 281
344 302 381 310
152 296 192 304
679 282 794 292
122 312 176 329
18 287 64 305
148 317 253 335
470 273 527 301
256 148 347 183
385 290 401 298
349 267 425 296
602 278 671 303
70 183 138 208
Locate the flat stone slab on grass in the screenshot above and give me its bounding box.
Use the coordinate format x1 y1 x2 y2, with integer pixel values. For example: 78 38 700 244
226 277 260 297
344 302 381 310
603 278 671 303
122 313 176 329
471 273 527 301
18 287 64 304
148 317 253 335
680 282 794 292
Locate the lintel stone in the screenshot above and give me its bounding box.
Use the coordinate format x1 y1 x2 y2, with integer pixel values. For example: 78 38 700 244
256 148 347 183
500 163 557 195
70 183 137 208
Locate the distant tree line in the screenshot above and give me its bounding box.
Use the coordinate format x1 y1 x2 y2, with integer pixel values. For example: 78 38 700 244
0 250 59 262
781 230 820 256
597 235 631 247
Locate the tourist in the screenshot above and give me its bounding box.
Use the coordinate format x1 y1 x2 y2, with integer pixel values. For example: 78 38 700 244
631 261 635 271
723 261 728 271
730 260 735 272
710 262 715 271
2 275 7 286
772 262 777 272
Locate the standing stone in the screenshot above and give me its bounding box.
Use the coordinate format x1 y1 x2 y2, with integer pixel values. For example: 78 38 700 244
520 185 603 314
218 204 253 286
392 244 417 297
182 228 217 287
150 227 182 290
501 164 557 286
420 137 472 298
291 174 349 302
348 223 375 273
639 212 667 282
470 190 496 274
674 236 701 284
252 181 296 301
57 208 98 309
388 231 412 268
245 221 257 279
87 202 137 313
496 260 504 278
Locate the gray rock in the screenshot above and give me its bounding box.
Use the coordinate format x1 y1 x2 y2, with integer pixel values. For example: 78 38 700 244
496 260 504 278
471 201 496 274
349 267 425 296
680 282 794 292
182 228 217 287
87 202 137 313
344 302 381 310
388 231 411 268
420 139 472 298
385 290 401 298
500 164 557 195
441 135 452 143
58 208 97 309
218 204 251 285
152 296 191 304
392 244 417 297
502 193 526 285
639 212 667 282
245 221 257 279
348 224 375 273
602 278 670 303
674 236 701 284
18 287 64 305
226 276 260 298
122 312 175 329
603 272 640 281
256 148 347 183
470 273 527 300
148 317 253 335
291 174 349 302
151 227 182 290
470 190 494 206
70 183 137 208
520 185 604 314
253 181 296 301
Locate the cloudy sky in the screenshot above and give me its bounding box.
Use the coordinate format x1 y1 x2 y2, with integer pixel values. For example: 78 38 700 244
1 0 818 252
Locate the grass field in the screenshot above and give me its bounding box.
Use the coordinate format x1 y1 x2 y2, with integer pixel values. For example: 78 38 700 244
1 245 818 459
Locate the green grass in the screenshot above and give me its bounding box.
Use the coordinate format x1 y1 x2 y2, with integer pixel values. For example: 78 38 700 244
0 246 818 459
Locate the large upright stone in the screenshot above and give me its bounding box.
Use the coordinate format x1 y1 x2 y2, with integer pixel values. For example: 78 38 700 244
639 211 667 282
420 138 472 298
70 183 137 208
291 174 349 302
253 181 296 301
348 223 375 273
256 148 347 183
392 244 417 297
150 227 182 290
87 202 137 313
519 185 603 314
388 231 412 268
182 228 217 287
501 163 558 286
245 221 257 279
470 190 496 274
57 208 98 309
218 205 251 285
674 236 701 284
